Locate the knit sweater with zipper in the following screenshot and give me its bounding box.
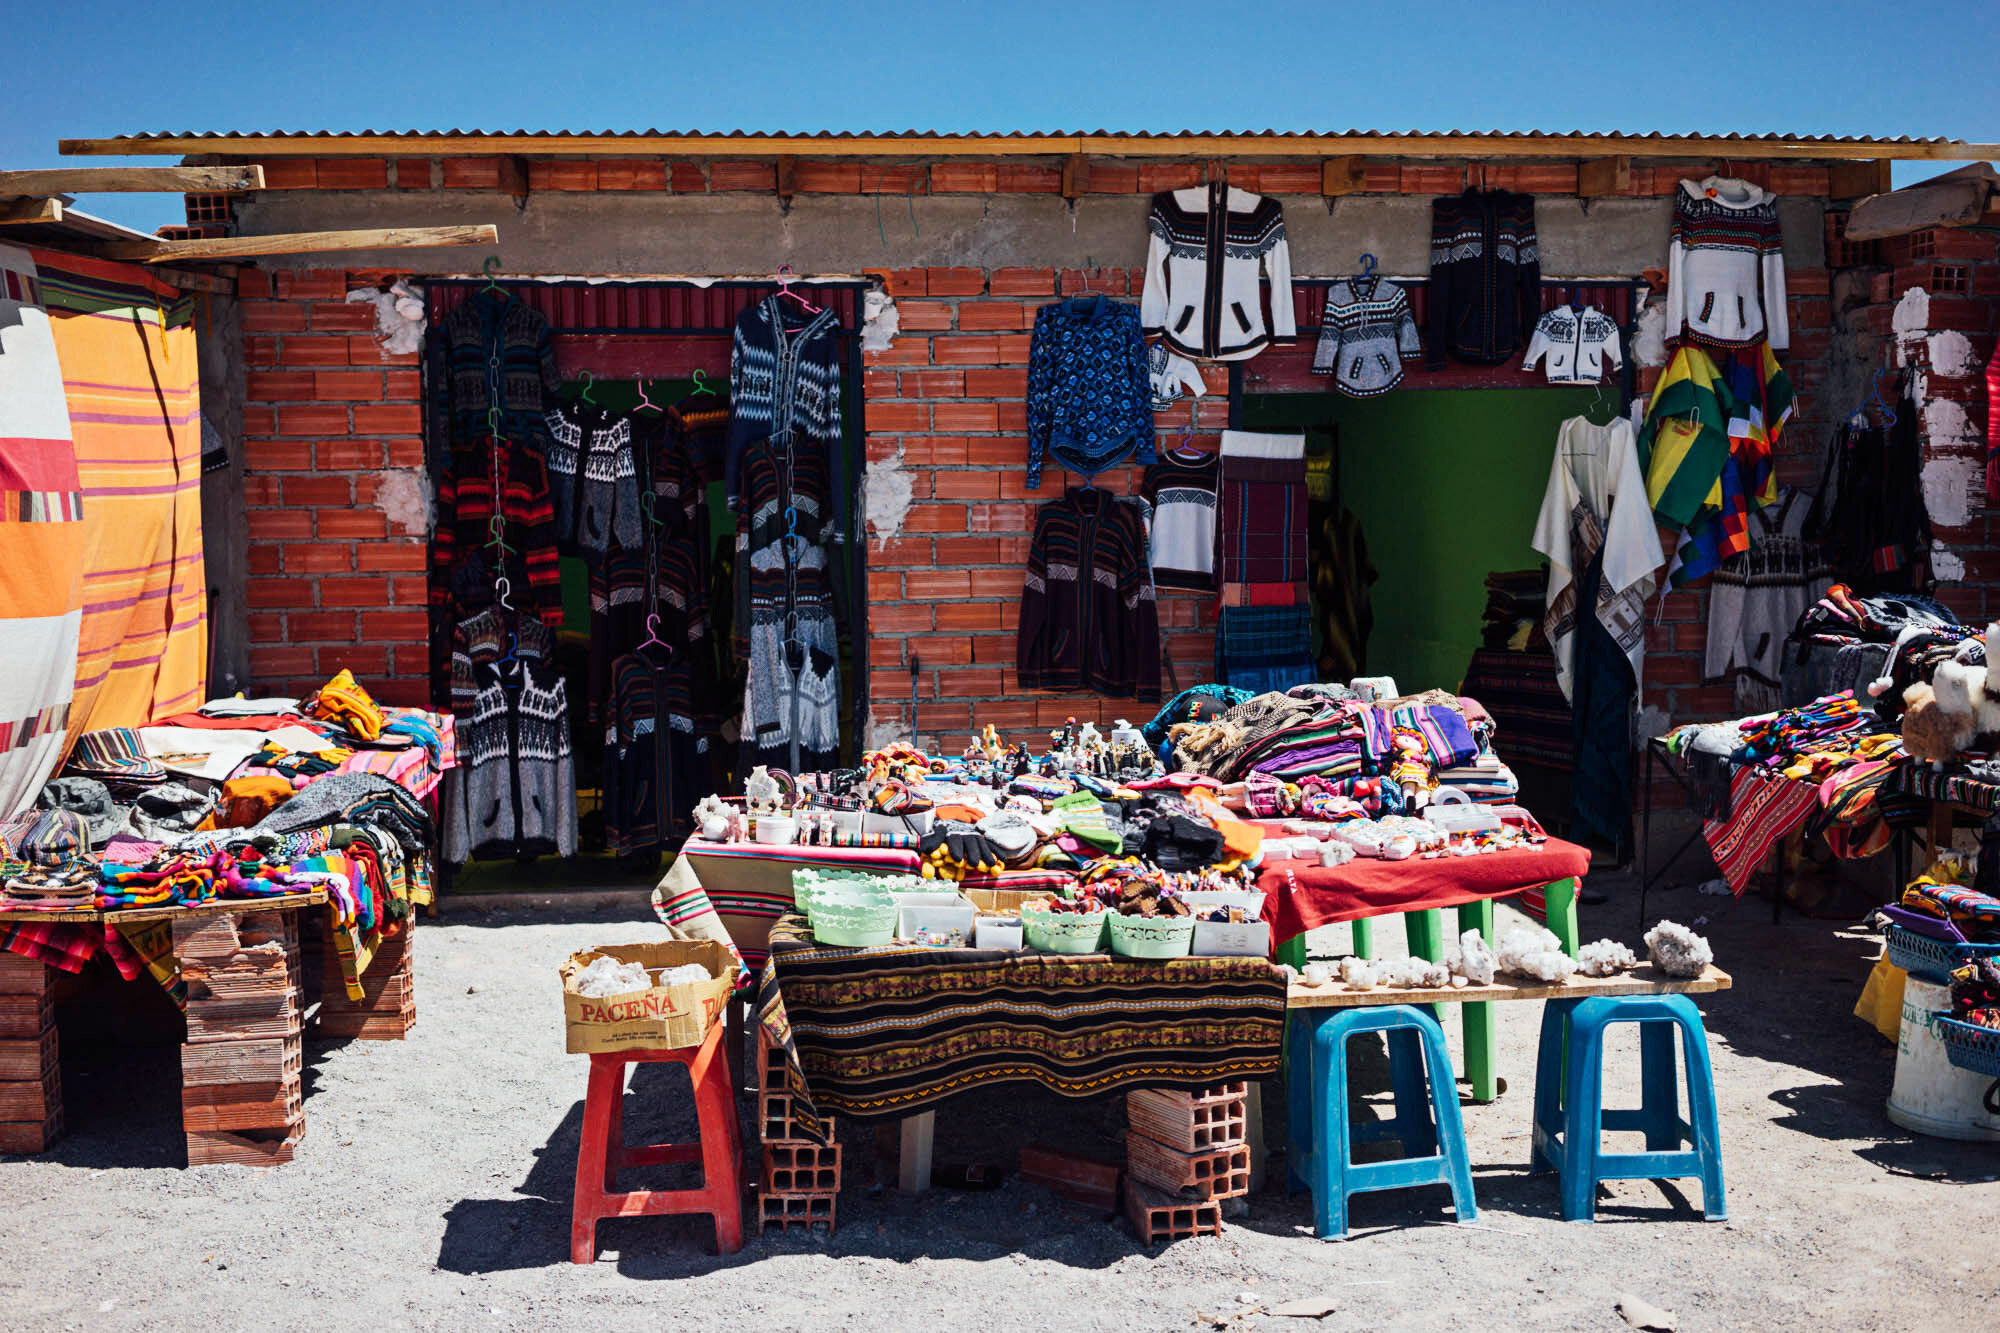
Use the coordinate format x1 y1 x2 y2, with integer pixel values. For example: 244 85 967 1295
1426 188 1541 368
1018 488 1161 701
545 401 642 556
1141 182 1296 361
727 296 844 522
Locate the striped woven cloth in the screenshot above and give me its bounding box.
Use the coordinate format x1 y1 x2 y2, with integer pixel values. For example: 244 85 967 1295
0 243 82 818
756 912 1285 1139
1702 767 1820 895
37 250 206 735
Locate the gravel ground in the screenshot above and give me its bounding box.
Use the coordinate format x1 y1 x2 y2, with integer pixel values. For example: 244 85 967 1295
4 864 1999 1332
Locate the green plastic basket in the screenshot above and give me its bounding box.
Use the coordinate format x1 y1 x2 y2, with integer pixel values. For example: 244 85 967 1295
804 886 898 948
1108 912 1195 960
1021 904 1108 954
792 867 926 915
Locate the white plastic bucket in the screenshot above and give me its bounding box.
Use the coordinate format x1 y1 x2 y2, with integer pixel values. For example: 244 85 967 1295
1887 978 2000 1141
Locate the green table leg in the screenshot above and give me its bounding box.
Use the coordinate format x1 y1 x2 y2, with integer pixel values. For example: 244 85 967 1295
1544 878 1580 955
1542 877 1581 1096
1276 933 1308 971
1457 898 1497 1102
1351 915 1374 959
1404 908 1445 1026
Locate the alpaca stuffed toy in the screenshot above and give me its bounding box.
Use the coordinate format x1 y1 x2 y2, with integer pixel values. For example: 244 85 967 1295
1902 681 1975 769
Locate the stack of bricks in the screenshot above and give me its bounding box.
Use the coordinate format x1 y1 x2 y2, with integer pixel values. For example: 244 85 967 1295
754 1028 839 1233
0 953 60 1153
318 923 416 1040
177 911 304 1166
1121 1082 1251 1244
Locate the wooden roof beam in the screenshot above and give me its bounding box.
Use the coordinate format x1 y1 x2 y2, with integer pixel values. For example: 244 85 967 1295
0 197 63 226
95 223 498 264
0 165 264 195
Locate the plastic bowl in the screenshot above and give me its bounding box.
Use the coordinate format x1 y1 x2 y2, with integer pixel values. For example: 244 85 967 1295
1020 903 1107 954
1108 912 1195 959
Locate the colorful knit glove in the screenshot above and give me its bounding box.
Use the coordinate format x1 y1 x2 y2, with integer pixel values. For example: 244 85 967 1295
920 820 1002 880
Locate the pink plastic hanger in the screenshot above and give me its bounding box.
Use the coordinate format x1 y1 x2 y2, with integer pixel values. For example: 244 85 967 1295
636 612 670 655
634 378 660 413
777 265 822 314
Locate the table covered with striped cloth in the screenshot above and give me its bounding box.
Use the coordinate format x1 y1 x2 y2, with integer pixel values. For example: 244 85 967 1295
755 913 1286 1141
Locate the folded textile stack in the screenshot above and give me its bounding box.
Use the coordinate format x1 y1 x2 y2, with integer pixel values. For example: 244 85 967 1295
1479 568 1550 652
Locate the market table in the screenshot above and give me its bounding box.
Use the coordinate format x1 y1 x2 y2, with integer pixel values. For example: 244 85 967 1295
1286 962 1732 1009
755 911 1288 1192
0 890 416 1163
1259 839 1591 1102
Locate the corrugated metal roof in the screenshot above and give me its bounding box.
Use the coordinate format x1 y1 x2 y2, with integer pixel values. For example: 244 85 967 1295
59 128 1999 161
72 129 1973 142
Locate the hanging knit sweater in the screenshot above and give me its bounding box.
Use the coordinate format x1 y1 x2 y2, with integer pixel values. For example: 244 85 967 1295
443 653 577 864
727 297 843 517
1426 188 1540 368
545 401 642 556
1026 295 1156 488
1522 305 1624 383
1141 182 1296 361
422 288 561 474
1018 488 1161 701
1140 446 1220 590
1666 176 1789 352
1311 276 1423 397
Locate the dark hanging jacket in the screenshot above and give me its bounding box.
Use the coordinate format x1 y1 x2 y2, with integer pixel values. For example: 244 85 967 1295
1425 188 1541 369
1017 488 1161 701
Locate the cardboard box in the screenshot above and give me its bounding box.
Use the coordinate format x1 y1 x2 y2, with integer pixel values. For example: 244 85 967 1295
560 940 736 1054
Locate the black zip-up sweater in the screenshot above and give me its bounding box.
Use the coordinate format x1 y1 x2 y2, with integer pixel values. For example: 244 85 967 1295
1425 188 1541 369
1017 489 1161 701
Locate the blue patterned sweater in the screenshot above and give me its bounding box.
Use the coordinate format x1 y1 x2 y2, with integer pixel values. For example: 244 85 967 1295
1025 296 1157 489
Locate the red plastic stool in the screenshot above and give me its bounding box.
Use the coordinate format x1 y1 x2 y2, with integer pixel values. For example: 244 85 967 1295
570 1018 744 1263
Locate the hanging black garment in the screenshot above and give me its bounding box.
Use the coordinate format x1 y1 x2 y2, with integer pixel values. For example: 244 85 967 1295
1566 547 1634 856
1804 401 1928 594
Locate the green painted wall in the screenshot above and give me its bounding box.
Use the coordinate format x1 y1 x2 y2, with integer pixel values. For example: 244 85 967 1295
1244 388 1599 695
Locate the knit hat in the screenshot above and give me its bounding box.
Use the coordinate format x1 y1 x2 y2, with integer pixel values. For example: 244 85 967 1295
66 728 167 784
1051 791 1123 854
119 781 220 841
17 807 92 865
35 777 122 849
975 810 1040 864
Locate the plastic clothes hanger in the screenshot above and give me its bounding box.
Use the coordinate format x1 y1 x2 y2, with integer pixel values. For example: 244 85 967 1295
577 370 598 407
689 368 719 398
1863 368 1897 427
1356 252 1377 281
634 378 660 413
636 612 671 657
480 256 503 296
777 265 822 314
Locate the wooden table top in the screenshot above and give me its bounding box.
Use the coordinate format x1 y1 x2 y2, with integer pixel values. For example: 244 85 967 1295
0 890 326 925
1286 963 1731 1009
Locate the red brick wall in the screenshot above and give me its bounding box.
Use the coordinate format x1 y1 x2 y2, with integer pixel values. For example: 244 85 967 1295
234 267 431 707
225 153 1949 757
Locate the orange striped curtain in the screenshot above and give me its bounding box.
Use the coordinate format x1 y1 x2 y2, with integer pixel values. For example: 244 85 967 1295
35 251 207 737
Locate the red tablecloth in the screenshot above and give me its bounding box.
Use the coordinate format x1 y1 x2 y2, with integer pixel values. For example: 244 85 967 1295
1256 838 1592 946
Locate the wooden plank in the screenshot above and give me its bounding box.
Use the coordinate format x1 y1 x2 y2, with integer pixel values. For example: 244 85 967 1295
0 198 62 226
0 165 264 194
95 224 498 264
153 265 238 296
1286 963 1732 1010
896 1109 934 1194
1320 155 1368 196
1828 159 1893 200
1576 156 1632 198
58 134 2000 161
1060 154 1089 200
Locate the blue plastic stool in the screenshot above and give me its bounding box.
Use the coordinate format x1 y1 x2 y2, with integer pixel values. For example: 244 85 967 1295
1286 1004 1478 1238
1530 993 1726 1222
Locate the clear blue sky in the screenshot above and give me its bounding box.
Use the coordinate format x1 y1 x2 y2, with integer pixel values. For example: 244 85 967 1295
8 0 1996 233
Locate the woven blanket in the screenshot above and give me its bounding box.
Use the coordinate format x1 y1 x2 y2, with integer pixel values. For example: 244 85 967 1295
0 244 82 818
37 250 207 735
757 912 1286 1139
1703 767 1821 895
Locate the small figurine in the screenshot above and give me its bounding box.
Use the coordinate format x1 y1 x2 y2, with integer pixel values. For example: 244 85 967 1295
744 766 782 816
